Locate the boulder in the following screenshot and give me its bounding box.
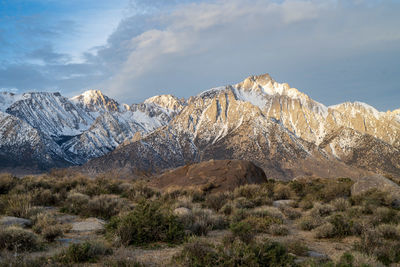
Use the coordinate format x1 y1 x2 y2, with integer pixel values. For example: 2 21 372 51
150 159 267 193
307 251 328 259
273 200 295 208
0 216 32 227
71 218 105 232
173 207 191 217
351 174 400 207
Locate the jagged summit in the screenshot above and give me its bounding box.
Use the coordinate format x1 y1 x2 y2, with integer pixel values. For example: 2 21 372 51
236 73 310 102
330 102 383 119
144 94 185 113
71 89 121 112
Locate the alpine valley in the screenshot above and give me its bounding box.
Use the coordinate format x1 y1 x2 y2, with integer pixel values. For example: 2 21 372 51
1 73 399 179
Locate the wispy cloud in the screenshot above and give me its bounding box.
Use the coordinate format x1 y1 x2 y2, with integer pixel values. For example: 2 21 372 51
0 0 399 110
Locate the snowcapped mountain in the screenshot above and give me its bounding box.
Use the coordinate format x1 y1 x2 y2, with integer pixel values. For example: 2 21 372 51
0 111 69 170
6 92 94 139
71 90 123 113
62 95 184 164
0 90 185 169
82 74 400 179
0 73 399 178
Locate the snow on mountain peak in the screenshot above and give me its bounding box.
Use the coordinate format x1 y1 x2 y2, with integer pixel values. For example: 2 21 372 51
0 92 26 112
236 73 309 101
71 90 120 112
144 94 185 113
330 101 383 119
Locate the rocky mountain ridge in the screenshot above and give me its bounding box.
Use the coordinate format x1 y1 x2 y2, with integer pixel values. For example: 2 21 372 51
0 90 183 169
0 73 399 179
82 74 400 179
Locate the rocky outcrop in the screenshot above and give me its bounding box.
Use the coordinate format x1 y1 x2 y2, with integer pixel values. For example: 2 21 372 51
0 216 32 228
149 160 267 192
351 174 400 196
351 174 400 207
71 218 105 232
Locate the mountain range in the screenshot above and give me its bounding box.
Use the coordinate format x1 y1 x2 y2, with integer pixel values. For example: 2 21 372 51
1 73 399 179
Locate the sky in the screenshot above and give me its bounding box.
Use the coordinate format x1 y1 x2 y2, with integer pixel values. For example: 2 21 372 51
0 0 399 111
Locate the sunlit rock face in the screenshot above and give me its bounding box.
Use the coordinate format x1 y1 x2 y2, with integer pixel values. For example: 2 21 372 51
82 73 400 179
1 73 399 177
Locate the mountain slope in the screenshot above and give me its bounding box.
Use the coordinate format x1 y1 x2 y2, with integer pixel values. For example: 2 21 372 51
62 97 182 164
82 84 373 179
0 111 69 170
0 90 185 166
0 73 399 178
6 92 94 140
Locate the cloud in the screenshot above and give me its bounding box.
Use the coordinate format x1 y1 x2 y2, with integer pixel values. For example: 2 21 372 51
27 45 71 65
0 0 399 111
98 0 399 111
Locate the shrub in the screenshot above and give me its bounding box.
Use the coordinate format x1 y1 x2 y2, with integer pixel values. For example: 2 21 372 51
5 194 40 219
32 213 64 242
298 215 322 231
331 198 350 212
273 183 293 200
234 184 262 199
254 240 296 267
298 198 314 210
174 238 296 267
250 206 284 220
173 195 194 210
370 207 398 225
230 208 249 223
328 214 353 238
83 176 123 196
175 239 220 267
205 192 230 211
230 221 255 244
0 253 48 267
376 224 400 240
314 215 352 239
56 241 112 263
106 200 184 246
0 226 41 251
310 203 333 218
30 188 59 206
355 229 400 266
374 242 400 266
241 216 281 233
314 223 335 239
220 202 233 215
354 229 383 256
0 173 17 194
178 207 227 236
351 189 392 208
123 181 159 201
87 194 129 219
218 239 258 266
349 252 384 267
284 240 308 256
280 206 301 220
233 197 256 209
318 180 352 202
269 224 289 236
61 192 89 214
102 258 145 267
